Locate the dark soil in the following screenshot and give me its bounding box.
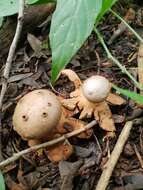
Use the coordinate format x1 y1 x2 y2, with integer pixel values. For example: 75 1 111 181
1 1 143 190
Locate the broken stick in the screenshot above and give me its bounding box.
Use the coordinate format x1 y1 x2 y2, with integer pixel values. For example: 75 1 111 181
95 121 133 190
0 120 97 169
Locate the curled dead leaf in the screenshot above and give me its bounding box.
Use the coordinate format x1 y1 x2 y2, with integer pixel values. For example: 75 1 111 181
46 140 73 162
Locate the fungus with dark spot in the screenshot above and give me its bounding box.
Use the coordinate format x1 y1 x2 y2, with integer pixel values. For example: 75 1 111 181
13 89 92 162
13 89 61 140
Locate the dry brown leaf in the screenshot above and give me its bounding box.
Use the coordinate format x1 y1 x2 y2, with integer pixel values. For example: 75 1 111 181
113 114 125 123
8 73 33 83
47 140 73 162
59 160 83 190
11 183 27 190
2 163 17 173
124 8 135 21
5 175 27 190
27 33 42 54
19 76 40 88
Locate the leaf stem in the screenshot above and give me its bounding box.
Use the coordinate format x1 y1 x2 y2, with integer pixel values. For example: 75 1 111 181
94 28 143 90
110 9 143 43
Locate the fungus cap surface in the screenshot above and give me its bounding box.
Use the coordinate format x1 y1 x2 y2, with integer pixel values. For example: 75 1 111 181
82 75 111 102
13 89 62 140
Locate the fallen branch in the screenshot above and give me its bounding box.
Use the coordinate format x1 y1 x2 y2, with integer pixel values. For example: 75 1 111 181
0 0 25 109
0 0 25 162
95 121 133 190
0 120 97 169
134 144 143 168
137 43 143 107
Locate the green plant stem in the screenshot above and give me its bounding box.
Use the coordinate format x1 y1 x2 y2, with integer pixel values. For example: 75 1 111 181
110 9 143 44
94 28 143 90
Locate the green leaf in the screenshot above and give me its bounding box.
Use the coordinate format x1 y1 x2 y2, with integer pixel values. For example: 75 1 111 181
0 17 3 28
50 0 103 83
96 0 118 23
113 85 143 104
0 171 5 190
0 0 19 17
26 0 55 5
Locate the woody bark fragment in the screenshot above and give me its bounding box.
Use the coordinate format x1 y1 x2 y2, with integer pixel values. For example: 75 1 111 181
137 43 143 107
138 43 143 93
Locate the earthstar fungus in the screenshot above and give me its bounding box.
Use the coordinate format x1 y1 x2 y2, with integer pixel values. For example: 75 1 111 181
13 89 92 162
61 69 126 133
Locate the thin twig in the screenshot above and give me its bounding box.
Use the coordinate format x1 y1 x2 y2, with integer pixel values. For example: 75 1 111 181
94 28 143 90
134 144 143 168
95 121 133 190
0 120 97 169
108 8 135 44
110 9 143 44
137 43 143 97
0 0 25 162
0 0 25 109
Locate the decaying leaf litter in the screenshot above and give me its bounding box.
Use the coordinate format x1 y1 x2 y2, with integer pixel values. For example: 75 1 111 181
1 2 143 190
